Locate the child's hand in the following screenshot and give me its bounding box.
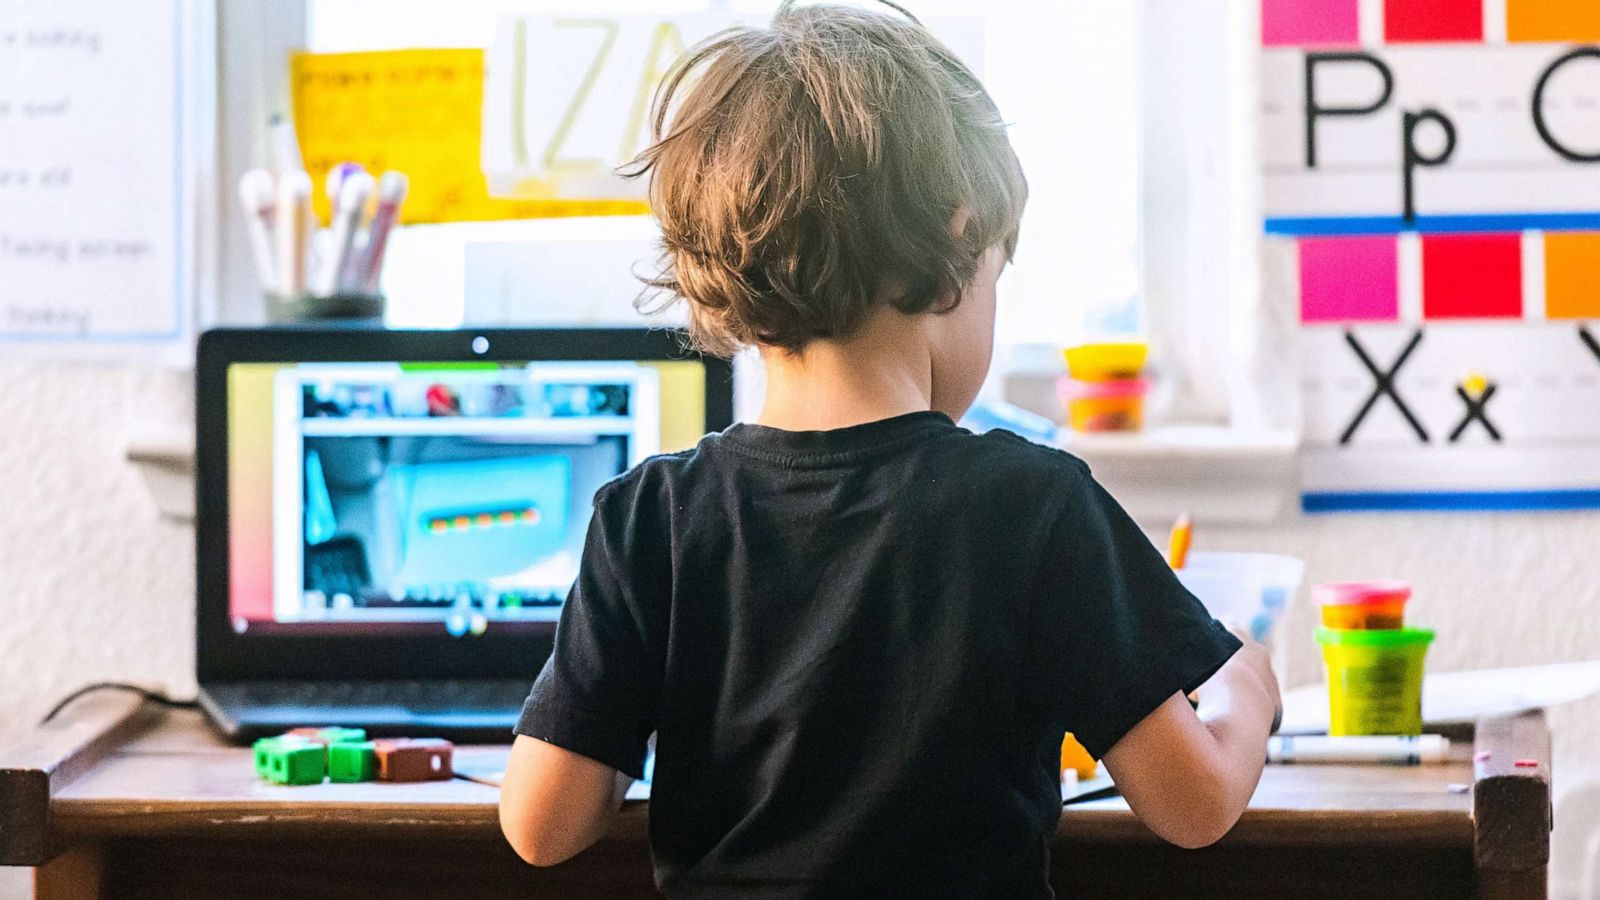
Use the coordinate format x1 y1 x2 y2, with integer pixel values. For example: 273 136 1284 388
1223 626 1280 707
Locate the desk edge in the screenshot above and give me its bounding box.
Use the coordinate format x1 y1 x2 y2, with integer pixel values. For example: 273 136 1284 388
0 693 155 866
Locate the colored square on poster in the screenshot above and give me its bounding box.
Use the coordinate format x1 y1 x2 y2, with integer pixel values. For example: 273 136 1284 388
1384 0 1483 42
1508 0 1600 42
1422 235 1522 319
1544 232 1600 319
1299 236 1399 322
1262 0 1360 46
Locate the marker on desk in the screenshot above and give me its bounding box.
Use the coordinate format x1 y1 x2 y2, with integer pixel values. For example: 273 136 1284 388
314 170 372 297
355 171 408 294
275 170 313 298
238 169 277 294
1268 735 1450 766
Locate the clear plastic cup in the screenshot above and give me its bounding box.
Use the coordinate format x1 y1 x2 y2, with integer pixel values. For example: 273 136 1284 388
1175 552 1305 642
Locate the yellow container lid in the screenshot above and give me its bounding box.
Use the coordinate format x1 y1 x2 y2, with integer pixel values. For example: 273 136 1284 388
1063 341 1148 381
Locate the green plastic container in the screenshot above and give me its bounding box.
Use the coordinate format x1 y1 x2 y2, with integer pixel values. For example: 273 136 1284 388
1316 626 1434 736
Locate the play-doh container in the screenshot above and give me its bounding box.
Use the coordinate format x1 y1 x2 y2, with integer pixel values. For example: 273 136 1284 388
1316 626 1434 736
1314 580 1411 630
1058 377 1148 433
1062 341 1149 382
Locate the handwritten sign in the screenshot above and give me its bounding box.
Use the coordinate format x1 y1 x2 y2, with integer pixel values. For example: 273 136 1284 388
292 48 648 225
481 15 744 204
0 1 187 347
481 13 982 207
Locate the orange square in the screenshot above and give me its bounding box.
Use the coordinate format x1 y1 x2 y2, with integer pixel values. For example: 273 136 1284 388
1509 0 1600 42
1544 232 1600 320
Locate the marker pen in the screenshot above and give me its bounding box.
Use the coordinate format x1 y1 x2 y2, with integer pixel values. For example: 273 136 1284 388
315 171 372 297
357 171 409 294
276 170 313 298
1268 734 1450 765
238 169 277 294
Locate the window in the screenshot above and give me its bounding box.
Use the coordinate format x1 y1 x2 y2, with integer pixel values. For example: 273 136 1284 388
270 1 1147 346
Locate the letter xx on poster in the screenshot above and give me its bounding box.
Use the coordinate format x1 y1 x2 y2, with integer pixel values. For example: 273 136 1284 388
1261 0 1600 511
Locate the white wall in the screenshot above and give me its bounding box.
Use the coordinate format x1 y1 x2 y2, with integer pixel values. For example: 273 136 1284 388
0 362 196 740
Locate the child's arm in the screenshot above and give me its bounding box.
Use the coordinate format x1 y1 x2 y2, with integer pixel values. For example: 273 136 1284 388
499 485 664 867
1101 633 1279 849
499 735 635 867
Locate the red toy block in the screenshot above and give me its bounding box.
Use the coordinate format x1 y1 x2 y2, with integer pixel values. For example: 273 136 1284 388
373 738 454 782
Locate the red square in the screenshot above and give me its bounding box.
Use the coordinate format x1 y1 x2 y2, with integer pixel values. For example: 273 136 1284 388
1422 235 1523 319
1385 0 1483 42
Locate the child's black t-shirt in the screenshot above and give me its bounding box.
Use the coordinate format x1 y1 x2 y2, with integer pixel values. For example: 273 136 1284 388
515 411 1240 898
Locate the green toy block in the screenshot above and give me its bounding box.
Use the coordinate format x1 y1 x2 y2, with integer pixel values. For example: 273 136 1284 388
328 740 379 783
253 736 307 779
285 726 368 745
253 737 327 785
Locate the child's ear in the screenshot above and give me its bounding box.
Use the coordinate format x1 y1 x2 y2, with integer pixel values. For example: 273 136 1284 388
949 208 971 239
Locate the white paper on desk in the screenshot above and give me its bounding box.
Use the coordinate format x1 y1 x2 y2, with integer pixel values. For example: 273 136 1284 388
1279 661 1600 735
455 748 654 801
1061 770 1116 804
453 765 653 800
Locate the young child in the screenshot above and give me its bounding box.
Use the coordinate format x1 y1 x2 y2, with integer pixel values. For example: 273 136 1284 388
500 3 1280 895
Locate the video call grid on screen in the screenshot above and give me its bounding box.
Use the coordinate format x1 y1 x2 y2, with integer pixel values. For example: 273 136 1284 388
227 358 704 639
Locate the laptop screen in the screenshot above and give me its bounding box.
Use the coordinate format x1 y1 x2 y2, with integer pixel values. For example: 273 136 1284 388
225 357 707 638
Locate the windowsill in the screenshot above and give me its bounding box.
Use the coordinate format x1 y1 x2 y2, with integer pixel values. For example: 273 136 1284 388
1057 425 1299 525
127 423 1301 526
126 428 196 521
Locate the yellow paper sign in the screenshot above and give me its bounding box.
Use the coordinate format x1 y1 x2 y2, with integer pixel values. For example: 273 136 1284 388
290 48 649 225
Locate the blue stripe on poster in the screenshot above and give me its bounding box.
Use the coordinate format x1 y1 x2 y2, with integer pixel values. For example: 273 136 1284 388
1302 490 1600 513
1266 212 1600 236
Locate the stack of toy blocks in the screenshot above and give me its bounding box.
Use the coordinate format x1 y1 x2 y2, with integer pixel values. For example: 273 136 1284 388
253 727 454 786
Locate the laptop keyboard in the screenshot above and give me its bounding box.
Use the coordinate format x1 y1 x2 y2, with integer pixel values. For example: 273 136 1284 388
222 679 531 712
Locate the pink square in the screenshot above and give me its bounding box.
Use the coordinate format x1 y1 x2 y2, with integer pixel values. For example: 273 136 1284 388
1299 236 1399 323
1263 0 1361 46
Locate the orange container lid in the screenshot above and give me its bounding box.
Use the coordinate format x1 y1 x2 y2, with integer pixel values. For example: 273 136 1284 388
1313 580 1411 607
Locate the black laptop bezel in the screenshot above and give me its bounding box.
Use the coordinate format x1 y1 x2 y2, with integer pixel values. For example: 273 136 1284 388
196 326 733 683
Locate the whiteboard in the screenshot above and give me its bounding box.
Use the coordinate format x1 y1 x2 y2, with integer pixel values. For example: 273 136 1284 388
0 0 192 351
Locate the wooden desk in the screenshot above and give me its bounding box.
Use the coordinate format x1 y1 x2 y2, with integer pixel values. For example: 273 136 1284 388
1 696 1552 899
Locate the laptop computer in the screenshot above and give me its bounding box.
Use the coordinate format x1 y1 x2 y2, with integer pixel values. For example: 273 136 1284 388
195 327 734 743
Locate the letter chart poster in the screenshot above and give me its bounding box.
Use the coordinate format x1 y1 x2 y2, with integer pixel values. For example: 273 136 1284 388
1263 0 1600 511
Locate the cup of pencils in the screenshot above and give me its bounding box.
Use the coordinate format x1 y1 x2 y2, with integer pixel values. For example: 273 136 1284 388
238 162 408 323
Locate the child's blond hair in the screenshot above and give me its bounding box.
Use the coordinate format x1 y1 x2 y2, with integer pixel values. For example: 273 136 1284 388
628 1 1028 357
